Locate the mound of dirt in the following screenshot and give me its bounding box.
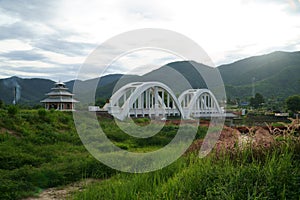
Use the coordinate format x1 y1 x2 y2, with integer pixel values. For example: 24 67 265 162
253 127 275 148
186 126 276 155
215 126 241 152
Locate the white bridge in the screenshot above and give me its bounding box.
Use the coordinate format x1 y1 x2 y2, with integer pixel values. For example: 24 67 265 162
103 82 224 121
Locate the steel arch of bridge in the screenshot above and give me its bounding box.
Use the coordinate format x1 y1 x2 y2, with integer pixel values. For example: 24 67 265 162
103 82 183 120
178 89 223 118
103 82 223 120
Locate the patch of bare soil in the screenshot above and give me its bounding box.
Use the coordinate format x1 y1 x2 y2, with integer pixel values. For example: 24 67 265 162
23 179 98 200
0 127 20 137
186 125 278 155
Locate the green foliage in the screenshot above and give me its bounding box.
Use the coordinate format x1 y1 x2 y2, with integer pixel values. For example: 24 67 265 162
286 95 300 113
0 110 203 199
220 51 300 99
0 99 4 109
133 117 150 124
38 108 47 118
250 93 265 108
73 142 300 200
95 98 107 107
1 108 299 200
0 110 116 199
7 105 19 116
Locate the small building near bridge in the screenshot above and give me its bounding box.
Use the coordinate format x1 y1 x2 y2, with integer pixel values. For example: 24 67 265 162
41 81 79 111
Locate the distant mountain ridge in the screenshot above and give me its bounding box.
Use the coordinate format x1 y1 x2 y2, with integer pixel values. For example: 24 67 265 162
0 51 299 105
218 51 300 99
0 74 123 105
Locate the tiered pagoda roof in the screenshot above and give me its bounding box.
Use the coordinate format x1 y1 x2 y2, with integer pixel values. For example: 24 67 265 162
40 81 79 108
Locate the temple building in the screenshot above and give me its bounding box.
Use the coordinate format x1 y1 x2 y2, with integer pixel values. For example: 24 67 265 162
41 81 79 111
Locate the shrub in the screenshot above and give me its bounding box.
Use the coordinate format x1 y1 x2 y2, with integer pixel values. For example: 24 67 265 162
38 109 47 119
7 106 18 116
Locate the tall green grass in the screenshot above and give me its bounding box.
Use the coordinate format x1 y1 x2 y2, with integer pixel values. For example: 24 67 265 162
1 108 299 199
0 109 206 199
73 141 300 200
0 109 116 200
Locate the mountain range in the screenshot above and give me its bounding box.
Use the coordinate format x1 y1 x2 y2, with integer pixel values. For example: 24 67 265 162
0 51 299 105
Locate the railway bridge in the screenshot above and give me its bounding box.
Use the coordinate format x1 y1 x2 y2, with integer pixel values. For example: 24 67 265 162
103 82 223 121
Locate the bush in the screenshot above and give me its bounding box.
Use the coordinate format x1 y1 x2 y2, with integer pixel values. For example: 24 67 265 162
38 109 47 119
7 106 18 116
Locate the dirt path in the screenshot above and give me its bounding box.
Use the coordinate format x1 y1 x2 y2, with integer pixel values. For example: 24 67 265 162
23 179 97 200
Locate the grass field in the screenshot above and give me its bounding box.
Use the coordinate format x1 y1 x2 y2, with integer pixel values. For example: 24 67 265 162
0 109 115 199
73 143 300 200
0 108 299 199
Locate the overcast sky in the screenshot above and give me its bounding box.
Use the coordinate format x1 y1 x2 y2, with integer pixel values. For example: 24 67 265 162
0 0 300 81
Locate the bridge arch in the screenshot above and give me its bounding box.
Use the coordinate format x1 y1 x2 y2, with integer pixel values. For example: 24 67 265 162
178 89 223 119
103 82 184 120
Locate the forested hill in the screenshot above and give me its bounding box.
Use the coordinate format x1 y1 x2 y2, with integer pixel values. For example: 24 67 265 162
0 51 299 105
0 74 122 105
218 51 300 99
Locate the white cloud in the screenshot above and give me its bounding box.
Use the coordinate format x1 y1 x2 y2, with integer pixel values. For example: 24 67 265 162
106 49 181 76
0 8 19 26
0 40 32 52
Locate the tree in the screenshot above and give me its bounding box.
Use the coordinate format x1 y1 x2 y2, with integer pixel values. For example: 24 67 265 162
286 95 300 113
95 98 107 107
0 99 4 109
250 93 264 109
